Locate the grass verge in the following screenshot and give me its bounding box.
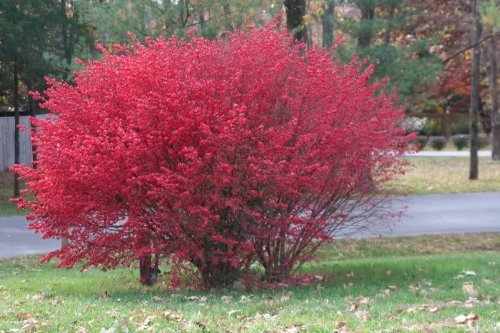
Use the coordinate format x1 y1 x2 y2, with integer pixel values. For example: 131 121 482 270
391 157 500 195
0 171 20 216
0 234 498 332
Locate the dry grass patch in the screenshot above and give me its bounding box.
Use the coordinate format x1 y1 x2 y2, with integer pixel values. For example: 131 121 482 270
391 157 500 195
319 233 500 260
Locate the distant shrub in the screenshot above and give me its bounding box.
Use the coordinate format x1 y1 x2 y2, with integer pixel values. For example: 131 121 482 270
477 134 489 149
421 118 441 136
448 122 470 136
415 135 428 150
400 117 426 134
451 135 469 150
429 136 447 151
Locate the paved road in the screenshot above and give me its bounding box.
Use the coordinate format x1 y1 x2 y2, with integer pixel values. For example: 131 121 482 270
1 192 499 258
354 192 500 238
0 216 59 258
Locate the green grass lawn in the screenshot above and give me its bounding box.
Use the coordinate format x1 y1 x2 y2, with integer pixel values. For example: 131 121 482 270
0 234 499 332
0 171 21 216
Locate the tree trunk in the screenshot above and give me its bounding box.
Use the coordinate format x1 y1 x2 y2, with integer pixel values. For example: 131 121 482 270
469 0 482 180
13 58 20 197
139 254 153 285
199 262 240 289
178 0 186 28
322 0 335 47
284 0 307 42
358 4 375 49
221 1 231 30
27 84 37 169
489 35 499 160
384 2 396 47
61 0 70 65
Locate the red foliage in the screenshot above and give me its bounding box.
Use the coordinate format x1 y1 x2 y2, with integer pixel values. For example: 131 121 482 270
13 24 409 288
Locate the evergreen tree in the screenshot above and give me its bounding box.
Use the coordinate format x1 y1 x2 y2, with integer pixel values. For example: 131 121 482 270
0 0 91 193
333 0 443 112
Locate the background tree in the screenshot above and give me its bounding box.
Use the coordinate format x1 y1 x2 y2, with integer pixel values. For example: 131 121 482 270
0 0 91 184
77 0 281 44
470 0 482 179
284 0 308 41
0 0 57 196
481 0 500 159
322 0 335 46
333 1 443 112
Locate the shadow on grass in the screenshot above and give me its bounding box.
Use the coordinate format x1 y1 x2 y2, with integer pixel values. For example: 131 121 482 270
2 252 497 304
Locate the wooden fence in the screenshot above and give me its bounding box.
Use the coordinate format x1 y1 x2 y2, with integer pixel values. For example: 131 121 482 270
0 114 47 171
414 113 470 136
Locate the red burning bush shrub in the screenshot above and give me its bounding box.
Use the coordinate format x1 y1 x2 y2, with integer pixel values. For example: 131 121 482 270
13 24 409 288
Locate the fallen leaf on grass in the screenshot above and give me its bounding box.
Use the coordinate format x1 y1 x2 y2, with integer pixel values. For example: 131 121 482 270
422 304 439 313
20 318 37 332
354 310 371 322
280 291 292 302
76 327 89 333
284 326 301 333
378 285 399 297
333 321 350 333
15 313 33 321
404 303 440 314
454 313 479 324
262 294 274 305
464 297 481 308
140 315 157 327
349 295 373 310
221 295 232 303
462 282 478 298
239 295 252 303
227 310 241 316
253 312 278 321
483 278 493 284
162 311 184 322
29 294 45 301
358 296 372 304
402 319 458 332
152 296 163 302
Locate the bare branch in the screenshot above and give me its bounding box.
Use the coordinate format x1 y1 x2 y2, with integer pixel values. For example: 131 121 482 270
444 32 500 64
